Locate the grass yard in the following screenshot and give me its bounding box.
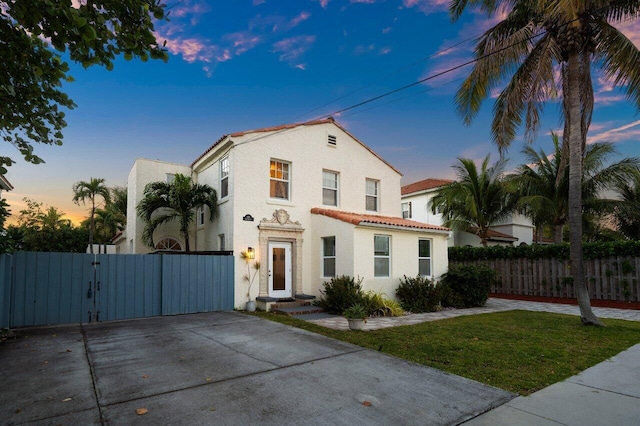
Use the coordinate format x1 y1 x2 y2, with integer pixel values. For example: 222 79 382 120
252 310 640 395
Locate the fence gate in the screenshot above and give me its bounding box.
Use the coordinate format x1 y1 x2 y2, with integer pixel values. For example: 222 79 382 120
0 252 234 328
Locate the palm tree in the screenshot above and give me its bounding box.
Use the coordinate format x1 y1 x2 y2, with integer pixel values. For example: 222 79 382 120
72 177 110 254
512 134 640 243
449 0 640 325
136 174 218 252
611 170 640 240
431 155 515 246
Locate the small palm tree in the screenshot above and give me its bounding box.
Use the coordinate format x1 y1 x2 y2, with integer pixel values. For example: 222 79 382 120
72 177 110 253
611 170 640 240
136 174 218 252
431 155 515 247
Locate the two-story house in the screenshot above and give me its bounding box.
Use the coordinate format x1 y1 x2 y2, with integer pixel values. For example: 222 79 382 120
401 178 534 247
117 119 450 309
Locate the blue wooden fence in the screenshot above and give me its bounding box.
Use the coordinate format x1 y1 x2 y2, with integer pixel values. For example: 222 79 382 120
0 252 234 328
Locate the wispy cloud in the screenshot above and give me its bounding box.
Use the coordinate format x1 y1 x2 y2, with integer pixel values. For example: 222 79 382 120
378 47 392 55
617 19 640 49
272 35 316 66
588 119 640 144
402 0 449 15
314 0 330 8
169 1 211 25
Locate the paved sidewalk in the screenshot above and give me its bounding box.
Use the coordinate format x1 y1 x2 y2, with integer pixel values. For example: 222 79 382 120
307 298 640 331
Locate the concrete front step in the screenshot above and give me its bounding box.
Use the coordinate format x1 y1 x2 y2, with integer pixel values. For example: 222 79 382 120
273 304 325 316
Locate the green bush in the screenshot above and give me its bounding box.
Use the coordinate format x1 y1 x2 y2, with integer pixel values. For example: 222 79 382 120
315 275 364 314
361 290 405 317
395 275 442 313
441 265 495 308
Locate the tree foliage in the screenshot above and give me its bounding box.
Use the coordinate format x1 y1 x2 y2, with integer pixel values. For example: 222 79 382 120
0 0 168 173
431 155 516 246
73 177 110 253
137 174 218 252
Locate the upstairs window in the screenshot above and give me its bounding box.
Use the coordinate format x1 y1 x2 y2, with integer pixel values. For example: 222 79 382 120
402 202 412 219
419 239 432 277
197 207 205 227
220 156 229 198
322 171 338 206
374 235 390 277
270 160 290 200
322 236 336 277
366 179 379 212
219 234 225 251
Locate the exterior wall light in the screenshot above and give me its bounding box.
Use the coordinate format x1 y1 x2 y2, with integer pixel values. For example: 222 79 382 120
247 247 255 259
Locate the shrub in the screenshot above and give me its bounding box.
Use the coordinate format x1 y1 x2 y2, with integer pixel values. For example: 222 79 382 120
440 265 495 308
343 303 368 320
395 275 442 313
361 290 405 317
315 275 364 314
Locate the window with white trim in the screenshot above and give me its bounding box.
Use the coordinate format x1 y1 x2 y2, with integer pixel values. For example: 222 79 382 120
322 171 338 206
322 236 336 277
402 202 412 219
270 159 290 200
197 206 205 227
366 179 379 211
374 234 390 277
419 239 432 277
220 156 229 198
156 238 181 251
219 234 225 251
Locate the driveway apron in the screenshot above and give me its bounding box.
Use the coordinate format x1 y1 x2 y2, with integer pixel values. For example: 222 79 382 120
1 311 513 425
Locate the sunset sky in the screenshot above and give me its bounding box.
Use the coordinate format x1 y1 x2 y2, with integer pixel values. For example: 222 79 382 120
4 0 640 225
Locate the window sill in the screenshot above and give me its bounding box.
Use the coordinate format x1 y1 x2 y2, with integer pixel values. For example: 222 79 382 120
218 197 230 206
267 199 295 207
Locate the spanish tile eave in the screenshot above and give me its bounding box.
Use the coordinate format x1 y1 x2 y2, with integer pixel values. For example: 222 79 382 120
356 221 452 235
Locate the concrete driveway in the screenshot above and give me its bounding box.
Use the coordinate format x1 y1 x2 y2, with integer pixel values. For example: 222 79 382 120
1 312 513 425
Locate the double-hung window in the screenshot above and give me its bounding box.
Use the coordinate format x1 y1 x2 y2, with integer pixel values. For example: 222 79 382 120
322 236 336 277
197 206 205 227
270 159 290 200
366 179 379 211
418 239 432 277
402 202 412 219
220 156 229 198
374 235 390 277
322 171 338 206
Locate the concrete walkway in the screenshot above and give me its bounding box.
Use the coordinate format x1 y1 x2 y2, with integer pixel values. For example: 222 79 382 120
307 298 640 331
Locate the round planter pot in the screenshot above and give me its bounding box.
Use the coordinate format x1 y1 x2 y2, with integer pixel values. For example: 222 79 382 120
246 300 256 312
347 318 365 331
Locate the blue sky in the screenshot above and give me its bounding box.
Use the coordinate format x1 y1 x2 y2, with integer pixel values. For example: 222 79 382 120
4 0 640 224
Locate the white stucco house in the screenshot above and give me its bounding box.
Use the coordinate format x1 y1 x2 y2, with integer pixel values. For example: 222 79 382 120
117 118 450 309
401 178 534 247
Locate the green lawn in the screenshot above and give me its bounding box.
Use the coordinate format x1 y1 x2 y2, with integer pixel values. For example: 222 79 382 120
252 310 640 395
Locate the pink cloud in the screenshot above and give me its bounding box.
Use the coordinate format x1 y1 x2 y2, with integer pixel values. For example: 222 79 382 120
315 0 330 8
617 19 640 49
272 35 316 64
588 119 640 144
351 0 377 3
382 27 392 34
222 31 263 55
378 47 392 55
253 0 266 5
291 11 311 27
295 63 307 70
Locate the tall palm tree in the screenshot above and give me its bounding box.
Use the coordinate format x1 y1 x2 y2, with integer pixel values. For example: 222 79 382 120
136 174 218 252
431 155 515 246
72 177 110 254
449 0 640 325
512 134 640 243
611 170 640 240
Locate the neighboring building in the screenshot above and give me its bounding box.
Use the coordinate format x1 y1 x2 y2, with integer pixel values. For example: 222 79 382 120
118 119 450 309
0 175 13 197
401 178 534 247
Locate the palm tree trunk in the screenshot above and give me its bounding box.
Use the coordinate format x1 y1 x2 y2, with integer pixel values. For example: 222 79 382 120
566 53 602 326
89 201 95 254
554 225 563 244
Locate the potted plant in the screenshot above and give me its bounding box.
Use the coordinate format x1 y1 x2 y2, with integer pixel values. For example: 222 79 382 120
240 250 260 312
343 303 368 331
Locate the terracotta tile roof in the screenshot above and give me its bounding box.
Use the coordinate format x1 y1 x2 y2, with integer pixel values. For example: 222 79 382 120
401 178 454 195
311 208 450 232
191 118 401 175
467 227 518 241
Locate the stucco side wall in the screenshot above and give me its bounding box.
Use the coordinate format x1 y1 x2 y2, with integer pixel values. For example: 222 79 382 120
353 227 449 299
125 159 192 253
401 192 445 226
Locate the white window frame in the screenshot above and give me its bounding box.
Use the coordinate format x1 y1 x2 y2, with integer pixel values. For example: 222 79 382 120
220 156 229 199
366 179 379 212
322 236 336 277
197 206 205 227
374 234 390 277
270 159 291 200
322 170 339 206
402 201 412 219
418 239 432 277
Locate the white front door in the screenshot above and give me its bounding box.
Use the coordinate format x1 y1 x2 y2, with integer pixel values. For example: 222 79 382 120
268 242 292 298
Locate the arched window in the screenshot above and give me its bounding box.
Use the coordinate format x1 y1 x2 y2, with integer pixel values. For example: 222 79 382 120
155 238 182 251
